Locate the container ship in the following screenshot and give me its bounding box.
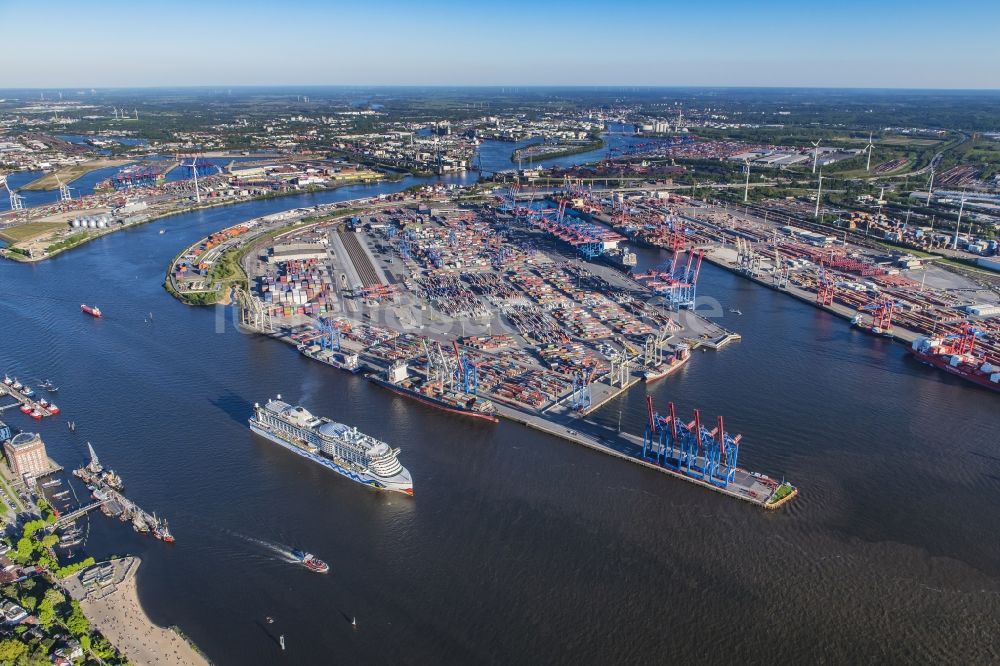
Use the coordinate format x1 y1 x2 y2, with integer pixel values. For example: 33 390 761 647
298 343 361 374
80 304 102 318
249 396 413 495
599 246 638 275
642 345 690 383
910 327 1000 393
369 362 499 423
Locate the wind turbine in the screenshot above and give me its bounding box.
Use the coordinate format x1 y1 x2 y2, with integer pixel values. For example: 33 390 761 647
814 171 823 219
742 159 751 203
865 132 874 172
112 107 119 120
811 139 821 173
182 157 202 203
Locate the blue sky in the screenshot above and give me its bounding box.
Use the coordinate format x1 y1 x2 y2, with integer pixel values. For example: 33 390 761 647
3 0 998 88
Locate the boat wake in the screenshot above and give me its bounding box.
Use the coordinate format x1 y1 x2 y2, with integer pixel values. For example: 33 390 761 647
223 529 300 564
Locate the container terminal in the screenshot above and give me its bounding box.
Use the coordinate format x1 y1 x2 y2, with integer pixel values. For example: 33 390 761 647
166 192 796 509
552 185 1000 392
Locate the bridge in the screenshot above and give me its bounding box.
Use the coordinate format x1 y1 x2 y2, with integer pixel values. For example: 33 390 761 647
48 500 108 530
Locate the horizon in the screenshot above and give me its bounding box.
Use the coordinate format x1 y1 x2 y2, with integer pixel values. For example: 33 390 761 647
4 0 999 89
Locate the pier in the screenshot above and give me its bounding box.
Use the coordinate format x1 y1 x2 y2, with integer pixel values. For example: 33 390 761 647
0 382 60 418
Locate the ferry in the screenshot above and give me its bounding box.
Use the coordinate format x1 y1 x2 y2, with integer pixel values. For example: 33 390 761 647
249 397 413 496
291 549 329 573
80 304 102 318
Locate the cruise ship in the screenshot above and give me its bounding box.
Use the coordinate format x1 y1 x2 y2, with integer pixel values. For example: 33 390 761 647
249 397 413 495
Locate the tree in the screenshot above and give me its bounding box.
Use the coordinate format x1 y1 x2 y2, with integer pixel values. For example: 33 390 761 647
65 600 89 637
37 597 56 627
0 638 27 661
40 534 58 549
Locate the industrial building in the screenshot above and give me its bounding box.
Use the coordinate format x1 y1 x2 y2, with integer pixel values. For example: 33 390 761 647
3 431 50 481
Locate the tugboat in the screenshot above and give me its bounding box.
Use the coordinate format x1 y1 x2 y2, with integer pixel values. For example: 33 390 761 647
19 405 32 415
11 379 23 391
153 518 175 543
80 304 102 318
30 409 43 420
291 548 329 573
2 375 13 386
47 403 60 415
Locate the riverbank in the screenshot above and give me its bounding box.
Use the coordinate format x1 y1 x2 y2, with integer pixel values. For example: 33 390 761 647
20 159 132 191
512 139 604 163
63 557 211 666
0 177 396 264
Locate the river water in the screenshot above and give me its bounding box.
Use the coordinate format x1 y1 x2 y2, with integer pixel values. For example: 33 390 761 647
1 180 998 665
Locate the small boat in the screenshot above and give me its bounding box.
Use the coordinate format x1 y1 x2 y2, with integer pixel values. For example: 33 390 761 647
291 548 329 573
80 304 102 318
20 385 35 398
68 421 76 432
40 380 58 393
728 308 742 315
41 479 61 488
153 518 174 543
159 229 165 235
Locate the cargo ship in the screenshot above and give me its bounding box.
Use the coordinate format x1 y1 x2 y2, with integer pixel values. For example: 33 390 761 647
249 396 413 495
599 246 638 274
298 343 362 374
80 304 102 318
369 362 499 423
291 548 329 573
643 345 690 383
910 327 1000 393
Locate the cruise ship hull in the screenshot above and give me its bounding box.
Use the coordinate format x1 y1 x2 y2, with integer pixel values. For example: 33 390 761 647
248 422 413 495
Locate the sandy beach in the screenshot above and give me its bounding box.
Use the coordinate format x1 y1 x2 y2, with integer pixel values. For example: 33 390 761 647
64 557 210 666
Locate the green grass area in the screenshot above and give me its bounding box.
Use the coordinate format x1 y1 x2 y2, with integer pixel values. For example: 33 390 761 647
46 231 91 255
19 159 130 191
768 482 796 505
0 221 68 243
